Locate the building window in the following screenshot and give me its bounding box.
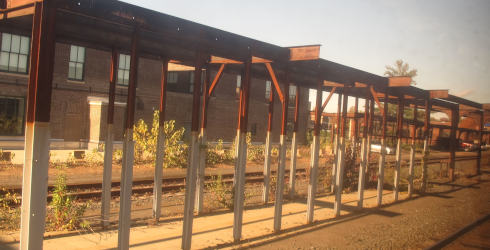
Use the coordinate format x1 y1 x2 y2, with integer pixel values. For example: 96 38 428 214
265 80 271 100
289 85 297 105
0 96 25 136
251 123 257 136
0 33 30 74
168 72 178 84
235 75 242 97
68 45 85 81
117 53 130 85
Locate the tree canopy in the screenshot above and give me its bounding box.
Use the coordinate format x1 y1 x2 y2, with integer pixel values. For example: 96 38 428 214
384 59 418 85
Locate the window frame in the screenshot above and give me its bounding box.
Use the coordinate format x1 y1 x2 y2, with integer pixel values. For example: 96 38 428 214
67 45 86 81
117 53 131 86
168 71 178 84
0 32 31 75
0 95 26 136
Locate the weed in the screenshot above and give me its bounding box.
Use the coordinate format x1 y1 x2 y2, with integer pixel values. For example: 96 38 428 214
0 188 20 230
45 167 89 231
206 174 233 209
133 110 188 168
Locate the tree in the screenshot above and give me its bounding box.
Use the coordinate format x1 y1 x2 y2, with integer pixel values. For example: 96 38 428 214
384 59 418 85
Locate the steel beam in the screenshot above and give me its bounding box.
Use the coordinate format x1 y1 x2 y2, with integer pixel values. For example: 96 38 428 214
152 58 169 220
102 48 118 227
306 80 323 223
421 99 432 193
20 2 55 249
408 104 418 197
117 26 139 250
393 97 404 201
331 92 342 193
262 79 275 204
376 90 389 207
233 56 252 242
289 86 300 199
195 64 211 214
334 89 348 217
274 71 289 232
449 106 459 181
357 90 370 208
181 52 205 250
477 111 483 175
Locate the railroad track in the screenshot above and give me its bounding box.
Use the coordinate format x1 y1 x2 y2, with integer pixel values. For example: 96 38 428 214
1 155 479 202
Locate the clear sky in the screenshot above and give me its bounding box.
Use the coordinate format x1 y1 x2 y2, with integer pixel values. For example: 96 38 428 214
121 0 490 111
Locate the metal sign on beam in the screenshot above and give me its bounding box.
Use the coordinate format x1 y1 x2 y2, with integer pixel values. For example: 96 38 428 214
388 76 412 87
288 45 320 61
429 89 449 99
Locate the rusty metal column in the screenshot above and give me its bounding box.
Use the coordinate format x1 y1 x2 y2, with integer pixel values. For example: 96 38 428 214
262 81 275 204
352 97 359 158
367 98 374 180
376 90 389 207
273 72 289 232
334 88 349 217
394 97 404 201
421 99 431 193
331 93 342 193
289 86 300 199
101 48 118 228
181 53 205 250
408 104 418 197
357 92 370 208
117 27 139 250
477 111 483 175
449 106 459 182
306 81 323 223
152 58 169 221
233 56 251 242
20 2 56 249
195 64 210 214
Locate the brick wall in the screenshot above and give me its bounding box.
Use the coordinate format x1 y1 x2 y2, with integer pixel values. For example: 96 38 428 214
0 42 310 145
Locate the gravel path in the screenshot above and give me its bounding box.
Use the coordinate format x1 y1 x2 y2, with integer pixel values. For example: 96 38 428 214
252 166 490 249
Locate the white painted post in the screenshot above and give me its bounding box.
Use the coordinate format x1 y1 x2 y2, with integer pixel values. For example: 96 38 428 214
152 125 165 220
262 131 272 204
102 124 114 227
376 138 387 207
408 139 416 197
117 129 135 250
334 136 346 217
357 136 367 208
331 133 339 193
393 137 402 201
421 138 429 192
331 94 342 193
289 132 298 199
233 132 247 241
153 58 169 220
307 83 322 223
20 123 51 250
102 48 118 227
274 135 287 232
182 132 200 249
306 135 320 223
20 3 55 248
421 100 431 193
195 129 206 214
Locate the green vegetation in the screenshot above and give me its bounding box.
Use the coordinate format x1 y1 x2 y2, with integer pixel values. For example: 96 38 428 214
45 168 89 231
133 110 188 168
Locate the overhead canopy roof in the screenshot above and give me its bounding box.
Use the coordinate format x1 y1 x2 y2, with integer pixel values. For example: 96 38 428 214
0 0 483 111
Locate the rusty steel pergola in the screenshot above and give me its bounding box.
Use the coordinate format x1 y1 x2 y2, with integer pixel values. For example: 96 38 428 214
0 0 487 249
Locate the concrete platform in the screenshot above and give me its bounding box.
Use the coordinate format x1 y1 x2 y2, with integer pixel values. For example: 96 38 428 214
1 188 408 249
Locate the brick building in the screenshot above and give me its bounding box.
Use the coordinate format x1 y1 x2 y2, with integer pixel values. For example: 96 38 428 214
0 33 310 149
